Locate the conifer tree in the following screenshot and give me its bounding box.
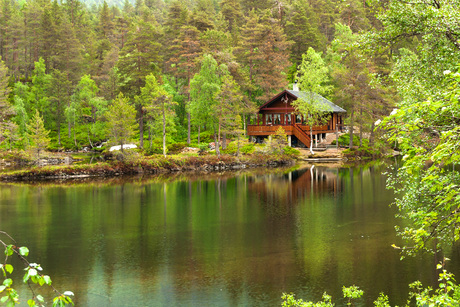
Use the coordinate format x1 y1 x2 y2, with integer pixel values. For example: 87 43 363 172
236 10 291 103
49 69 71 147
26 110 50 160
106 92 136 153
0 57 15 142
118 19 163 148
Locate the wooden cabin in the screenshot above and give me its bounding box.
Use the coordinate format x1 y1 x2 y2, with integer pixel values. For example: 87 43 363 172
247 90 346 147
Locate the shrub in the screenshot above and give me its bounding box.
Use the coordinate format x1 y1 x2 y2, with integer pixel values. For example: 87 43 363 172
241 143 255 154
167 142 188 154
283 146 300 156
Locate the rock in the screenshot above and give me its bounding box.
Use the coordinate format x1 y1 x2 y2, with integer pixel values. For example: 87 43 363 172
109 144 137 151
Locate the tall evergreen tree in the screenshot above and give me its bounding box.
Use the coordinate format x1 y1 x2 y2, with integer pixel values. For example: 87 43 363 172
118 19 163 148
236 10 291 103
0 57 14 142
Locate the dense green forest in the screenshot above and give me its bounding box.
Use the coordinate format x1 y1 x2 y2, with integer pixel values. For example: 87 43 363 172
0 0 457 156
0 0 397 153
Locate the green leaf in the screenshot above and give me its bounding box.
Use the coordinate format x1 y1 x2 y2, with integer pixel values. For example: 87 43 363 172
43 276 51 285
4 265 13 275
27 299 36 307
36 295 44 302
3 279 12 287
5 245 13 257
0 296 8 303
23 272 29 283
19 247 29 257
28 268 37 276
0 286 5 292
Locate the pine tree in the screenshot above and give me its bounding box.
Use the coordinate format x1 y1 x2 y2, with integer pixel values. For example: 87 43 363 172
0 57 15 143
26 110 50 160
106 92 136 153
236 10 291 103
117 19 163 148
285 0 324 66
49 69 71 147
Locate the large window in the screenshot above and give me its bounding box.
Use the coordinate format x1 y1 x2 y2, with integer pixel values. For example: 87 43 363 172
285 114 291 125
274 114 281 125
266 114 273 125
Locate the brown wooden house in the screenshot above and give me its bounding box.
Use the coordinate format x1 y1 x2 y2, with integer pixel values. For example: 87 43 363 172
247 90 346 147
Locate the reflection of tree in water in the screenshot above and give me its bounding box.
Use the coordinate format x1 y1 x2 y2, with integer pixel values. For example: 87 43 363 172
248 166 340 211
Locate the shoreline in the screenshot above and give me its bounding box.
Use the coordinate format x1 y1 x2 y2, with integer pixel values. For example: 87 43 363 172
0 154 297 182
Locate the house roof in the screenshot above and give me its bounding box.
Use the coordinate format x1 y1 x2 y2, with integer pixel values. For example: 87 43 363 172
259 90 346 113
287 90 346 113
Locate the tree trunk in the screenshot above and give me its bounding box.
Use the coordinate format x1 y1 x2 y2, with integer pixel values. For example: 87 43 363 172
139 104 144 149
218 123 221 153
309 126 314 155
198 125 200 144
369 121 375 147
349 110 355 148
162 105 166 158
149 127 152 150
57 121 61 147
359 108 363 147
214 129 220 157
187 112 191 144
222 133 227 150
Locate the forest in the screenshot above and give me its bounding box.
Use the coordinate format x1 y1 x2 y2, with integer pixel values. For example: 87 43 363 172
0 0 458 158
0 0 399 154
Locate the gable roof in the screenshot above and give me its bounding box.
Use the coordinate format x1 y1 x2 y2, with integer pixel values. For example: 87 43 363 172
259 89 346 113
287 90 346 113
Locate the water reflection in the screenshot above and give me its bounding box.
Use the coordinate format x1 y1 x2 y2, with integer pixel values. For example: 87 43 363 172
0 164 455 306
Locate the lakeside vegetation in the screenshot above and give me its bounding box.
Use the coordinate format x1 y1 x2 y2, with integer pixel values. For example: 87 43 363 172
0 0 460 305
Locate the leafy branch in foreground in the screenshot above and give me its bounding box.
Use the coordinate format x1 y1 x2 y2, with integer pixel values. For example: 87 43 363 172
281 260 460 306
379 69 460 256
0 231 74 307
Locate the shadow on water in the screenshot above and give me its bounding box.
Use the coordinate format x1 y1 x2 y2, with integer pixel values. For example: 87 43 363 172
0 161 457 306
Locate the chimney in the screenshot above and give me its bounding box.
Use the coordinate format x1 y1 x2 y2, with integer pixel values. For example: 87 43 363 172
293 80 299 91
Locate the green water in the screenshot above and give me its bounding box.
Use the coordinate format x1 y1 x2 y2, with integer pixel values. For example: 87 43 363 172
0 164 456 306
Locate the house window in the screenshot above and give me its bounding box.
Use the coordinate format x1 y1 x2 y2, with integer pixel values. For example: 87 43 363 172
285 114 291 125
296 114 302 123
274 114 281 125
266 114 273 125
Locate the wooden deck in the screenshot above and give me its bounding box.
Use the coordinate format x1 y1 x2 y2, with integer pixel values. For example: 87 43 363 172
247 124 334 136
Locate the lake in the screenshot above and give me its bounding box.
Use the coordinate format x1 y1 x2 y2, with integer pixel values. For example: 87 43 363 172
0 163 458 306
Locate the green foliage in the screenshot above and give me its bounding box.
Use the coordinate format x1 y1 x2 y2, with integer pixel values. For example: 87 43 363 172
283 146 300 157
282 262 460 306
26 110 51 160
240 143 255 154
0 231 74 306
342 285 363 306
331 134 365 147
381 70 460 255
106 93 137 152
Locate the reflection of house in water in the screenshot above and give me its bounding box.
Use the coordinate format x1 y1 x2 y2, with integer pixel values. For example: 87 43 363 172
248 166 341 207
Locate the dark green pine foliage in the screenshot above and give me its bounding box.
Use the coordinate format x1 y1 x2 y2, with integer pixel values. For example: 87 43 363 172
285 0 325 67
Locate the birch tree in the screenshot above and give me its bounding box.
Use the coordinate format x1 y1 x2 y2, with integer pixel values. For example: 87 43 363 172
292 47 331 154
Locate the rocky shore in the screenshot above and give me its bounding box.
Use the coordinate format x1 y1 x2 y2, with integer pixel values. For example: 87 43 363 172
0 154 295 182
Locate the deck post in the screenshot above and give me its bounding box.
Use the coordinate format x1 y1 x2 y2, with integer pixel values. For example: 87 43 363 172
288 135 291 147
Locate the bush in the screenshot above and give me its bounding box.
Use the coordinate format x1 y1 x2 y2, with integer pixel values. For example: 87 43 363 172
283 146 300 156
331 133 371 148
240 143 255 154
167 142 188 154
